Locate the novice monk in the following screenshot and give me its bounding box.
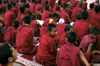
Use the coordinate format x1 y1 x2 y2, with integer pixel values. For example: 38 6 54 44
56 31 90 66
82 0 87 10
36 24 58 66
4 20 19 47
12 2 18 17
55 5 61 17
25 3 32 16
30 0 36 14
59 25 72 47
0 43 17 66
35 7 42 20
3 3 16 29
30 15 41 37
16 16 37 54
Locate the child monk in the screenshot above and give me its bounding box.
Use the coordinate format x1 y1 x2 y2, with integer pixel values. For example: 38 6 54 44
25 3 32 16
30 15 41 37
55 5 61 17
56 31 90 66
30 0 36 14
0 43 17 66
82 0 87 10
3 3 16 29
12 2 18 17
16 16 37 54
35 7 42 20
36 24 58 66
4 20 19 47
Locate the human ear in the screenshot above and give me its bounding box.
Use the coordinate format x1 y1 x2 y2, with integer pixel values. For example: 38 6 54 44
8 57 13 62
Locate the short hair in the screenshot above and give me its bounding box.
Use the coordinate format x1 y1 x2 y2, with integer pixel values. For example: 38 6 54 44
23 4 26 7
90 27 100 35
81 11 88 20
63 4 69 9
51 13 59 18
21 0 23 2
7 3 13 10
0 43 12 65
13 20 19 28
0 8 3 13
32 0 35 3
23 16 31 24
0 0 2 4
78 1 83 7
65 20 70 25
45 0 49 5
95 0 99 3
89 3 94 9
76 13 81 20
47 24 57 32
66 31 77 43
58 0 61 5
64 25 72 32
38 0 41 3
37 7 42 11
26 3 29 8
45 5 49 10
12 2 16 7
56 5 60 11
30 14 36 20
3 1 6 4
20 7 25 13
95 5 100 12
23 0 26 3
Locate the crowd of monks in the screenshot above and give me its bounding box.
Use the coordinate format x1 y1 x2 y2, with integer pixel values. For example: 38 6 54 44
0 0 100 66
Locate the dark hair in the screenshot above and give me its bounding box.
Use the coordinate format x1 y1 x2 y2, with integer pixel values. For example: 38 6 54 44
64 25 72 32
30 14 36 20
0 43 13 64
23 4 26 8
13 20 19 28
20 7 25 13
45 5 49 10
3 1 6 4
56 5 60 11
7 3 13 10
23 16 31 24
95 0 99 3
32 0 35 3
89 3 94 9
90 27 100 35
66 31 77 43
38 0 41 3
37 7 42 11
26 3 30 8
0 8 3 13
12 2 16 7
58 0 61 5
78 1 83 7
21 0 23 2
45 0 49 5
16 0 19 2
51 13 59 18
76 13 81 20
47 23 57 32
81 11 88 20
95 5 100 12
63 4 69 9
65 20 70 25
23 0 26 3
0 0 2 4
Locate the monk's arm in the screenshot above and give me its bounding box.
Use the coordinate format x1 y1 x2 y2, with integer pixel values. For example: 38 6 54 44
88 24 92 33
52 41 57 56
79 50 90 66
87 43 93 52
0 23 3 35
31 30 35 47
66 14 71 22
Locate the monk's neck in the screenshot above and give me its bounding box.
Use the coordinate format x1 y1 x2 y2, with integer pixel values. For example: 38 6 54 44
7 62 13 66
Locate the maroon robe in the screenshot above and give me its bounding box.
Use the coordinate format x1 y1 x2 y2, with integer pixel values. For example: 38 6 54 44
72 1 79 9
30 2 36 13
42 10 50 20
61 0 68 4
61 10 68 21
35 4 43 13
26 8 31 16
82 2 87 10
35 11 41 20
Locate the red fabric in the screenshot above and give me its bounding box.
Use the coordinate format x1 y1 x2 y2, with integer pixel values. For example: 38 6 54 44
79 35 96 52
90 13 100 29
55 11 61 17
35 11 41 20
36 33 56 62
3 10 16 29
73 20 89 43
56 44 80 66
16 25 37 54
72 1 79 9
30 3 36 13
48 0 55 6
42 10 50 20
52 5 61 14
71 6 82 22
96 35 100 50
62 0 68 4
13 7 19 17
26 8 31 16
30 20 40 36
41 0 46 6
35 4 43 13
61 10 68 21
4 26 17 47
21 55 34 61
0 4 4 8
82 2 87 10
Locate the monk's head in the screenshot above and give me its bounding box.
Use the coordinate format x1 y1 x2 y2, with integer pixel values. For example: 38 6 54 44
20 7 26 14
37 7 42 12
47 24 58 37
0 0 2 4
30 14 36 21
23 16 31 25
95 5 100 13
95 0 99 3
38 0 41 4
56 5 60 11
58 0 62 5
78 1 83 7
76 13 81 20
26 3 30 8
66 31 77 44
0 8 4 14
12 2 17 8
89 27 100 39
52 13 60 22
89 3 94 9
65 20 70 25
45 0 49 5
7 3 13 11
64 25 73 34
12 20 19 28
81 11 88 20
0 43 17 65
63 4 69 11
45 5 49 11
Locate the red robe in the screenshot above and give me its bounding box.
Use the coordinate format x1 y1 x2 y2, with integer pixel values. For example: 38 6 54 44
56 44 80 66
72 1 79 9
3 9 16 29
52 5 61 14
73 20 89 43
26 8 31 16
42 10 50 20
55 11 61 17
41 0 46 6
62 0 68 4
71 6 82 22
0 4 4 8
16 25 37 54
30 20 40 36
35 4 43 13
4 26 17 47
82 2 87 10
13 7 18 17
79 35 96 52
96 35 100 50
30 2 36 13
90 13 100 29
48 0 55 6
36 33 56 62
35 11 41 20
40 18 56 36
61 10 68 21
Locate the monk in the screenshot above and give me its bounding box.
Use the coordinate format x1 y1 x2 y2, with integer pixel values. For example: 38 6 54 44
4 20 19 47
71 1 83 22
82 0 87 10
59 25 72 47
30 15 41 37
30 0 36 14
90 5 100 29
16 16 37 54
62 0 68 4
35 7 42 20
56 31 90 66
72 0 79 9
25 3 32 16
93 0 99 8
55 5 61 17
42 5 51 20
0 0 4 8
48 0 55 6
73 11 90 44
3 3 16 29
40 13 59 36
36 24 58 66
